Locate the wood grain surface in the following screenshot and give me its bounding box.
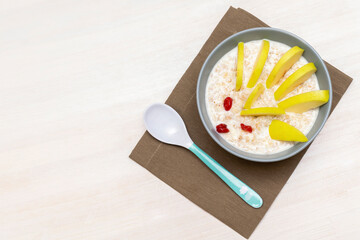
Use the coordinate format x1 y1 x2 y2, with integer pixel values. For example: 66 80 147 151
0 0 359 239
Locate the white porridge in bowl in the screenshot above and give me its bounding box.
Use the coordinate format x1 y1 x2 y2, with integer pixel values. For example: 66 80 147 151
206 40 320 154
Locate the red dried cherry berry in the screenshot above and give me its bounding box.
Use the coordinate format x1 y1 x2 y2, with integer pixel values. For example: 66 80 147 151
216 123 230 133
223 97 233 111
241 123 253 133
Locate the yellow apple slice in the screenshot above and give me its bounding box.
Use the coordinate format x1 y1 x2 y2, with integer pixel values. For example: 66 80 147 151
240 107 285 116
274 63 317 101
278 90 329 113
243 84 265 109
266 46 304 89
269 120 308 142
236 42 244 91
247 40 270 88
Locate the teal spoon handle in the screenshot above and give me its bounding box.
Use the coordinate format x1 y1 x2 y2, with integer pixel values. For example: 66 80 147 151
188 143 263 208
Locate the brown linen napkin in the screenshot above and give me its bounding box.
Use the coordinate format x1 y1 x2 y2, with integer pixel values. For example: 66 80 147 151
129 7 352 239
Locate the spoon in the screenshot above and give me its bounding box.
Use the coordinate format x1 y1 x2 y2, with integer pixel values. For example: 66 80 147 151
144 103 263 209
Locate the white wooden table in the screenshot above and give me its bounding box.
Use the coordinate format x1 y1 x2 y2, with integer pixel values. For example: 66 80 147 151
1 1 359 239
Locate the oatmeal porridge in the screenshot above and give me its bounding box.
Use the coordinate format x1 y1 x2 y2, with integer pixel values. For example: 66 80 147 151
206 40 319 154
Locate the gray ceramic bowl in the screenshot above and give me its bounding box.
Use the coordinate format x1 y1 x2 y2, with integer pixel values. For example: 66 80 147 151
197 27 332 162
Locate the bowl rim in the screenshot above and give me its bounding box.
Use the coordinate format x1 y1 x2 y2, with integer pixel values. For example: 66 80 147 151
196 27 332 162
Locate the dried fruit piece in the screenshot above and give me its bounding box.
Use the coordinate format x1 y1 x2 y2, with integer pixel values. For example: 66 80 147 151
223 97 233 111
216 124 230 133
241 123 253 133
